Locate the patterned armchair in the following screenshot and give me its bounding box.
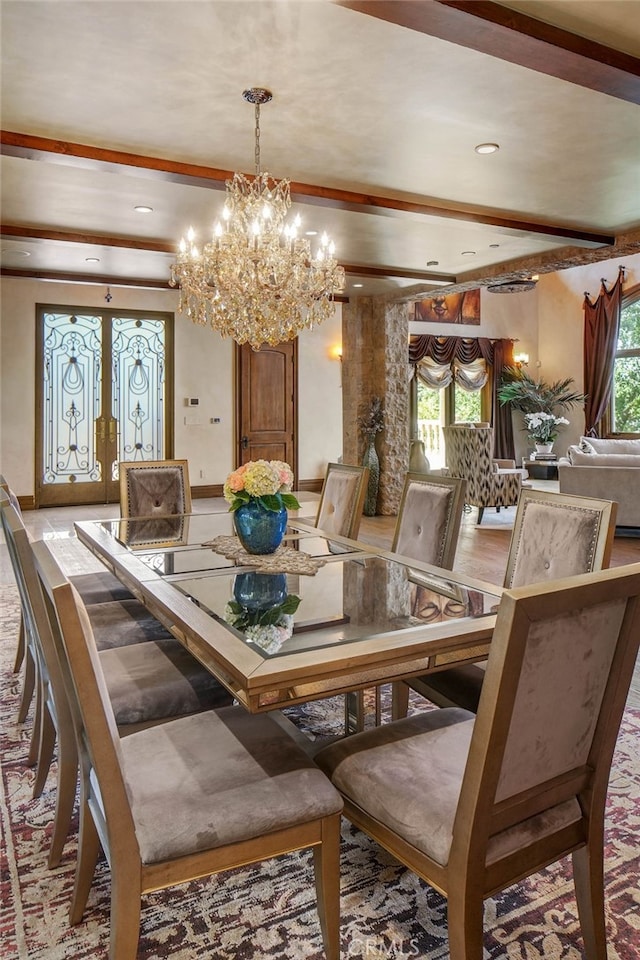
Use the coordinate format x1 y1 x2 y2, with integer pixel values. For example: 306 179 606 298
443 425 525 524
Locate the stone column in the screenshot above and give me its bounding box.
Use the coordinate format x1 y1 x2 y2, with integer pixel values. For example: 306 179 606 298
342 297 411 515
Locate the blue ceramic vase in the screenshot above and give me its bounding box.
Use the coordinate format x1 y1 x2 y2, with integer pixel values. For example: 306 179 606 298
233 500 287 554
233 572 288 610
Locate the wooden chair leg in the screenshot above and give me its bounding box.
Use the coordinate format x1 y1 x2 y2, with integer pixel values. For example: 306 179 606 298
391 680 410 720
446 887 484 960
70 799 101 925
17 646 36 724
13 614 25 673
313 815 341 960
344 691 366 734
48 734 78 868
32 704 56 797
573 843 607 960
110 865 143 960
26 670 43 767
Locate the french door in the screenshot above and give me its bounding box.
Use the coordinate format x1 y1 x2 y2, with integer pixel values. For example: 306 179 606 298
35 305 174 507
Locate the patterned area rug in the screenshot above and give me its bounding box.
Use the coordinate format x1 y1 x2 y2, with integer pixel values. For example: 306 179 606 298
1 581 639 960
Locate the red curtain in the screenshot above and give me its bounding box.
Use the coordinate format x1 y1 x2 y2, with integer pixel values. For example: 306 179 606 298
583 267 625 436
409 335 516 459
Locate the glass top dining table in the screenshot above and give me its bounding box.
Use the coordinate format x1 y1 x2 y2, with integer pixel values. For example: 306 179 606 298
74 512 502 716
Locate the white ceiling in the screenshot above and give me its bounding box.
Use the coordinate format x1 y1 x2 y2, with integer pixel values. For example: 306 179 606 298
1 0 639 298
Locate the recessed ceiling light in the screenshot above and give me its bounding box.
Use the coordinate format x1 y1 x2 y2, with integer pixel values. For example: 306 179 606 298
475 143 499 155
489 243 500 249
461 250 476 256
426 260 439 267
352 283 364 288
85 257 100 263
305 230 318 236
134 205 154 213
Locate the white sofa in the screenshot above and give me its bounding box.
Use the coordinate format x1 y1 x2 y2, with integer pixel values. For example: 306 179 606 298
558 437 640 527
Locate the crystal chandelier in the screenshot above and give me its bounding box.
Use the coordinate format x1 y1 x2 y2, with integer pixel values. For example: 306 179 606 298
170 88 345 350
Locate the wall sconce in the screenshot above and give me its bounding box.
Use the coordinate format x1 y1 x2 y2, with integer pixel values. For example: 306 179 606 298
514 352 529 368
330 345 343 362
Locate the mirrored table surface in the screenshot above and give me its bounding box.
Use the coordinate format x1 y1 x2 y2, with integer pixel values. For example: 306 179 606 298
75 514 502 714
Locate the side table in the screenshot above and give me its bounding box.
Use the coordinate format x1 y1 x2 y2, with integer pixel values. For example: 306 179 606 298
523 458 559 481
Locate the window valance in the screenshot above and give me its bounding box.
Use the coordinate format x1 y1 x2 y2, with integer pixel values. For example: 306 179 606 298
408 334 510 366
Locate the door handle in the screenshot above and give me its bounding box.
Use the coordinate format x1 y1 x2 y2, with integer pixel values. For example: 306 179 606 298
241 436 249 450
95 417 107 443
108 418 117 444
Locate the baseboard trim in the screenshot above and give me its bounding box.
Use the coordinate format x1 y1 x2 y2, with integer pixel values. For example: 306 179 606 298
17 495 36 511
191 484 224 499
297 479 323 493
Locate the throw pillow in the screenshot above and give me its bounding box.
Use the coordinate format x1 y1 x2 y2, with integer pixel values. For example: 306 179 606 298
579 437 596 454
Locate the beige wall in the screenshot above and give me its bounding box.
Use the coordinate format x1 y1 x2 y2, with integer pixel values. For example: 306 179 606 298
0 278 342 498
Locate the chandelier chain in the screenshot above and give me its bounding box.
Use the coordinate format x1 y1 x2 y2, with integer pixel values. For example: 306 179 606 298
254 103 261 176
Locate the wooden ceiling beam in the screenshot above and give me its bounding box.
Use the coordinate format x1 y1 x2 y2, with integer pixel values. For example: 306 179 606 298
0 267 171 289
0 224 449 285
0 222 174 253
0 131 614 248
335 0 640 105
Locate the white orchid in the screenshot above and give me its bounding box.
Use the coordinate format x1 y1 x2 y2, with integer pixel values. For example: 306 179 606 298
524 411 569 443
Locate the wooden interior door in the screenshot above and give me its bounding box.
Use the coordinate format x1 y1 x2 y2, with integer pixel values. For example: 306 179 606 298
237 342 297 474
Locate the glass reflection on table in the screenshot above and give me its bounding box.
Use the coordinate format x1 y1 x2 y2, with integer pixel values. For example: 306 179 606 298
170 553 497 660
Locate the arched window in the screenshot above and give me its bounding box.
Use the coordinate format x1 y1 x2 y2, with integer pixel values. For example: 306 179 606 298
610 286 640 436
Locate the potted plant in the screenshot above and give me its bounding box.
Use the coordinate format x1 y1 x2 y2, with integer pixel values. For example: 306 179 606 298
497 368 586 415
523 412 569 454
498 368 586 455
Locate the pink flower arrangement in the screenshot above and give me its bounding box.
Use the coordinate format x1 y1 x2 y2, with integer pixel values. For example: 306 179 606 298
223 459 300 512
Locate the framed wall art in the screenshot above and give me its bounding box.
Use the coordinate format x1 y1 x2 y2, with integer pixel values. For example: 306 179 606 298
414 288 481 325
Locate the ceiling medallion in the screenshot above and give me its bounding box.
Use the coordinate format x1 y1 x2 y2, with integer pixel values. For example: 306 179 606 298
170 87 345 349
486 278 537 294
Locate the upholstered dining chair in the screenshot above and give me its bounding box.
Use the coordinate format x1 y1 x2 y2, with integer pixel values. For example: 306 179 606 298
1 474 134 668
316 563 640 960
394 488 618 718
392 472 467 569
1 473 27 674
443 424 526 524
353 472 467 730
119 458 192 518
32 538 343 960
1 492 233 868
315 462 369 541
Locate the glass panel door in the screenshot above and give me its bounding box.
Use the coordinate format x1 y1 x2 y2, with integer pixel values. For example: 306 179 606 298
36 306 173 507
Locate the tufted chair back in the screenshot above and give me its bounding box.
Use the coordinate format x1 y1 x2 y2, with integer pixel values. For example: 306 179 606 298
316 462 369 540
505 489 617 588
119 460 191 518
443 425 523 524
392 472 466 570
